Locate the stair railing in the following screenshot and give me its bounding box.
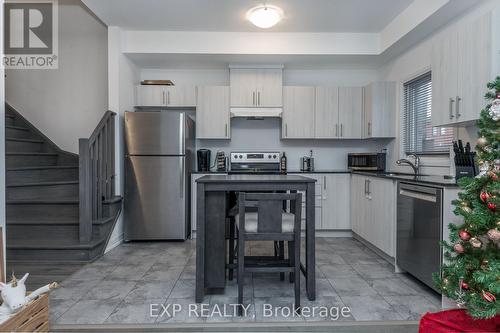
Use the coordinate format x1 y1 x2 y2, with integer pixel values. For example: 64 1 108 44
79 111 117 243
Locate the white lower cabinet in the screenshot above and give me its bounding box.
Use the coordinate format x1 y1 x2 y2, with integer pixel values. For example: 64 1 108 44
322 174 351 230
350 174 396 257
290 173 350 230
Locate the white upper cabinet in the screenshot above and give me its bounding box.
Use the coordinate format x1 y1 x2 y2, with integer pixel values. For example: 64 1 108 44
338 87 363 139
136 85 164 107
282 86 315 139
432 10 499 127
136 85 196 107
196 86 230 139
315 87 339 138
230 68 283 107
363 82 396 138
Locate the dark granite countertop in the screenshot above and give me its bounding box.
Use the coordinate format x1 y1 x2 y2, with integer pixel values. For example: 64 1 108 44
196 174 316 183
352 171 458 187
192 170 457 186
287 169 351 174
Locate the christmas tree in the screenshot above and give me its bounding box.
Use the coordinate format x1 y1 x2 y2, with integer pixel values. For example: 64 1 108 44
434 77 500 319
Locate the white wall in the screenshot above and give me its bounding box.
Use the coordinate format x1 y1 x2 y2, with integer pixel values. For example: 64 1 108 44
106 27 140 251
5 0 108 153
378 0 499 175
140 68 386 171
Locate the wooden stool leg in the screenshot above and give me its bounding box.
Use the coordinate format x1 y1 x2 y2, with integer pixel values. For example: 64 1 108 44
237 230 245 316
228 217 235 281
279 240 285 281
294 235 301 313
288 241 294 283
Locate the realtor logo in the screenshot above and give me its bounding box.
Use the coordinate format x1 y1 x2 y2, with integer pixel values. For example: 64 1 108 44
3 0 58 69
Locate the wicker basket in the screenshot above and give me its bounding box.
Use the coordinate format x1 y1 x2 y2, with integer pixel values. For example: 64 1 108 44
0 294 49 332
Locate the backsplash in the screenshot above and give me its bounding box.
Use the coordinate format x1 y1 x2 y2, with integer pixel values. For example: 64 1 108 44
196 118 392 171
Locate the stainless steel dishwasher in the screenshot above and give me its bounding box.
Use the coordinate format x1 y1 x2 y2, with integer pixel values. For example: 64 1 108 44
397 182 442 293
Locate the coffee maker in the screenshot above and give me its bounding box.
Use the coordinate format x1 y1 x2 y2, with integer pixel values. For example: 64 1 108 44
197 149 211 172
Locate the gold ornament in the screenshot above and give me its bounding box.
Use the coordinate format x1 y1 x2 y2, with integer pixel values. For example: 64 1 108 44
470 237 482 248
477 137 488 147
487 228 500 241
461 206 472 214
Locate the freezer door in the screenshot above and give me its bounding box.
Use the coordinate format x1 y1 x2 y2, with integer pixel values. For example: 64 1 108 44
125 111 185 155
125 156 186 240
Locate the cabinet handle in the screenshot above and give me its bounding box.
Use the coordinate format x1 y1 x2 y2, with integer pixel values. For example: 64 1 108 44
285 124 288 137
455 96 461 118
168 91 171 105
340 124 343 137
323 176 326 190
449 98 455 119
162 91 166 105
335 124 338 137
258 91 261 106
368 122 371 136
367 180 371 195
364 179 368 195
253 92 256 106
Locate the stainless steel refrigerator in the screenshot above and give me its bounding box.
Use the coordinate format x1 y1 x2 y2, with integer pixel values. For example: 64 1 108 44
124 111 195 240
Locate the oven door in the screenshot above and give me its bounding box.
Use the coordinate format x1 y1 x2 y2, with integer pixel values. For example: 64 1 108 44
397 182 442 293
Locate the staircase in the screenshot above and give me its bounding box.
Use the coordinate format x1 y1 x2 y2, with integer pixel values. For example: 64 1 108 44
5 104 122 286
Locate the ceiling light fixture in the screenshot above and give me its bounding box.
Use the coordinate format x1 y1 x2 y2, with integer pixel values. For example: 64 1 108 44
247 5 283 29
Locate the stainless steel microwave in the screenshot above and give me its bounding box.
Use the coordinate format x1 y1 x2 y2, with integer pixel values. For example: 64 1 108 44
348 153 386 171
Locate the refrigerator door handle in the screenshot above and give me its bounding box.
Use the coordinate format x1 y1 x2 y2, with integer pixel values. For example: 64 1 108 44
179 113 185 154
180 157 184 198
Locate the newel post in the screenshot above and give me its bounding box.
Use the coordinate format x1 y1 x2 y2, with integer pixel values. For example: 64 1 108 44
79 138 92 243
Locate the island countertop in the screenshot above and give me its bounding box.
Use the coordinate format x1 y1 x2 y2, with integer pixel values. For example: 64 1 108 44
196 174 317 183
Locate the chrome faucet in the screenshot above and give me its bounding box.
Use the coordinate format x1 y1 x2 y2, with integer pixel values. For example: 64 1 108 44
396 154 420 175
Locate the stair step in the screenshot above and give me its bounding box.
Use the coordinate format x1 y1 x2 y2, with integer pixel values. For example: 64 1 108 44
6 152 58 168
6 180 79 200
7 199 79 221
7 216 114 243
7 223 79 242
5 114 15 126
6 238 106 261
5 125 36 139
6 137 44 152
7 216 113 226
7 165 78 184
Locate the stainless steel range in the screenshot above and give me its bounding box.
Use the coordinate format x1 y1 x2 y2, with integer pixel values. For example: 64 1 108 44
229 152 281 174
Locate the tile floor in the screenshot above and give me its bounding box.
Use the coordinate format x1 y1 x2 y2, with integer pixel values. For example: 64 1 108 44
50 238 441 325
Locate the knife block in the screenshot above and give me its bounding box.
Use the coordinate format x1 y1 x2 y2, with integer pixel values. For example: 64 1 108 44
455 166 476 180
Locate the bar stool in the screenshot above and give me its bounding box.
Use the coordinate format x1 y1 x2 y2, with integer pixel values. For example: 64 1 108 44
235 192 302 315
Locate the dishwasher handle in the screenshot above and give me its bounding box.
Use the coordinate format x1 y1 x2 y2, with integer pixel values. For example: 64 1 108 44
399 189 437 202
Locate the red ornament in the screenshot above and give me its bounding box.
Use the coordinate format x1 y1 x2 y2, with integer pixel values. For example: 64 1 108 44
460 281 469 290
487 202 496 211
458 230 471 241
454 243 465 254
482 290 496 302
480 191 490 202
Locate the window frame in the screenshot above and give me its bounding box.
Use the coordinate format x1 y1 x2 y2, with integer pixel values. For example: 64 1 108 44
401 71 453 157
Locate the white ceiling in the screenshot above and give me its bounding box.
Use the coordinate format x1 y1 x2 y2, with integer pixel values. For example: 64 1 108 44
82 0 413 32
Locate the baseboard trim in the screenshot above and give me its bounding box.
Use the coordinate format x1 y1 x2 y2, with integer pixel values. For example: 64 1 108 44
352 232 395 266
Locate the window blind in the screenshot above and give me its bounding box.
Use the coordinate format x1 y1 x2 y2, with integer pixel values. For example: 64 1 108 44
403 72 453 155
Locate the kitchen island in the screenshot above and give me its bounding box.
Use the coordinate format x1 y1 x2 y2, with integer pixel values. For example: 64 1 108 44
195 174 317 302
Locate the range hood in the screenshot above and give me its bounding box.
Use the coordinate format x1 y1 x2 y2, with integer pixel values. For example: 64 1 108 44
230 107 282 118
